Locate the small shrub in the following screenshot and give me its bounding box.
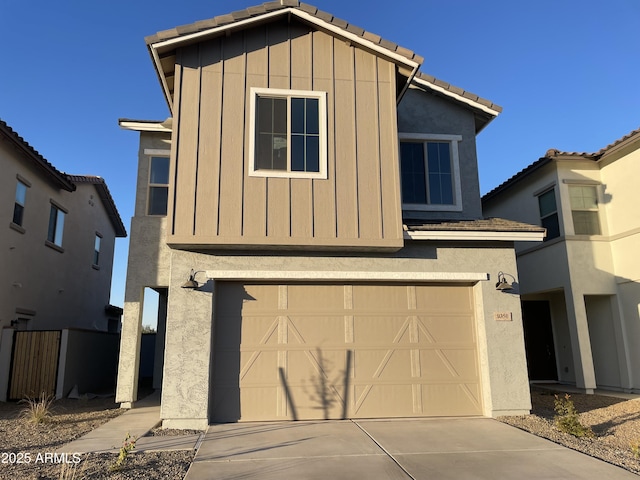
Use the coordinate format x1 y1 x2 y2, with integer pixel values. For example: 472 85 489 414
109 433 136 472
631 439 640 459
554 394 594 438
19 392 55 424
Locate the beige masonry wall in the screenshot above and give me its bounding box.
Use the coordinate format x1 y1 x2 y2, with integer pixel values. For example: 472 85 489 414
157 242 530 429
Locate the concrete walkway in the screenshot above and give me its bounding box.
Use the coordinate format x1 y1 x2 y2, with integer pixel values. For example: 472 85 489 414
185 418 638 480
57 391 202 454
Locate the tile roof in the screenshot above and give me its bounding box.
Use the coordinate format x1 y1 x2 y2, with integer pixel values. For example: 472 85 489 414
414 72 503 115
483 126 640 202
144 1 424 65
67 175 127 237
404 218 545 233
0 119 76 192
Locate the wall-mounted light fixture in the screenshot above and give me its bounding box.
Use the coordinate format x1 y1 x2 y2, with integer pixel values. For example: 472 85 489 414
181 269 206 289
495 272 514 291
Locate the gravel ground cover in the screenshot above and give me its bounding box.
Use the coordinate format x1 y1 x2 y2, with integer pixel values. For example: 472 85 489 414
1 387 638 478
0 396 194 479
499 388 640 475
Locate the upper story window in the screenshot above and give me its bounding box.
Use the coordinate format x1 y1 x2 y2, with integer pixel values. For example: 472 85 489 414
47 203 66 248
249 88 327 179
537 188 560 240
13 179 28 227
399 133 462 211
148 156 169 216
569 185 601 235
93 233 102 267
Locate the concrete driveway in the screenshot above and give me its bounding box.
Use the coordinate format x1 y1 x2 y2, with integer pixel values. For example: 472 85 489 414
185 418 637 479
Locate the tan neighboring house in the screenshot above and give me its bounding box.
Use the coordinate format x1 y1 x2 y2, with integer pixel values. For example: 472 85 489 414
0 118 127 400
483 128 640 394
116 1 545 430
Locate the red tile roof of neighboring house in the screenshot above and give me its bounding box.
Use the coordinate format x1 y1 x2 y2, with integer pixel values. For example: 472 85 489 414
482 126 640 202
0 119 76 192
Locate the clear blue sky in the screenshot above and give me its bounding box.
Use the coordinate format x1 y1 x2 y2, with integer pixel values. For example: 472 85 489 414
2 0 639 313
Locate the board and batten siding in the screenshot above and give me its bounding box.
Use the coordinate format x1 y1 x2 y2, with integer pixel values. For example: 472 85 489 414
166 19 403 250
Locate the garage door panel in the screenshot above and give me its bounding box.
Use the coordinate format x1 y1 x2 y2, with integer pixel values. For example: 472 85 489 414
422 384 481 416
353 316 412 344
353 384 415 417
353 349 413 380
212 282 482 422
419 349 478 380
286 316 347 345
286 348 346 384
287 284 346 312
417 315 476 343
414 286 473 312
352 285 411 311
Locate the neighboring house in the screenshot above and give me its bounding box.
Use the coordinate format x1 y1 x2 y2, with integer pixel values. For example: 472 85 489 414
483 128 640 394
116 1 544 430
0 119 127 332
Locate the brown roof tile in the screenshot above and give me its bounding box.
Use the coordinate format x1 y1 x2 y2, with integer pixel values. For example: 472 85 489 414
0 119 75 192
67 175 127 237
405 218 545 233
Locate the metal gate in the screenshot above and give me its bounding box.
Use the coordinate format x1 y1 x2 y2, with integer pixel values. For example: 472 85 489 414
8 331 61 400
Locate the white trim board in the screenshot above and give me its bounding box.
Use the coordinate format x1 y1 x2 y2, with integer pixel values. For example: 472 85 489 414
205 270 489 282
404 230 546 242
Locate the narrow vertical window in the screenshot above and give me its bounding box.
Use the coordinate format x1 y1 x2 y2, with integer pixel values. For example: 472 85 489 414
47 205 65 247
538 188 560 240
13 180 28 226
148 156 170 215
93 234 102 266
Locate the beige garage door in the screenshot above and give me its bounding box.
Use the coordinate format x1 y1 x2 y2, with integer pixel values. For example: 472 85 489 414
211 282 481 422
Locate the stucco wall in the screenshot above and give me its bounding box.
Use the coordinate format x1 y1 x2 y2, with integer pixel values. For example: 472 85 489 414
398 87 482 220
157 242 530 428
1 143 118 332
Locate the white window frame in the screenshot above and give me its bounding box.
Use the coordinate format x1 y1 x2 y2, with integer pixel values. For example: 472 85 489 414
398 133 463 212
249 87 328 179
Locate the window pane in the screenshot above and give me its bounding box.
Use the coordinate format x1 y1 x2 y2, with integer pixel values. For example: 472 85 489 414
94 236 101 265
438 143 451 173
570 185 598 210
54 210 64 246
291 98 305 134
542 213 560 240
573 211 601 235
428 173 442 204
272 134 287 170
148 186 168 215
273 98 287 134
13 204 24 226
306 98 319 135
400 142 427 204
306 136 319 172
150 157 169 184
47 206 57 243
15 181 27 205
257 97 273 133
538 189 557 217
291 135 305 171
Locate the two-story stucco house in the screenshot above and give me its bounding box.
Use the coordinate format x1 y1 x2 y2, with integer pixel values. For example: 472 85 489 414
0 119 127 332
116 1 544 430
0 118 127 400
483 128 640 394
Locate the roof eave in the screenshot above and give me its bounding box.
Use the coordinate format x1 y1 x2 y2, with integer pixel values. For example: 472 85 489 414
404 230 546 242
148 7 422 112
